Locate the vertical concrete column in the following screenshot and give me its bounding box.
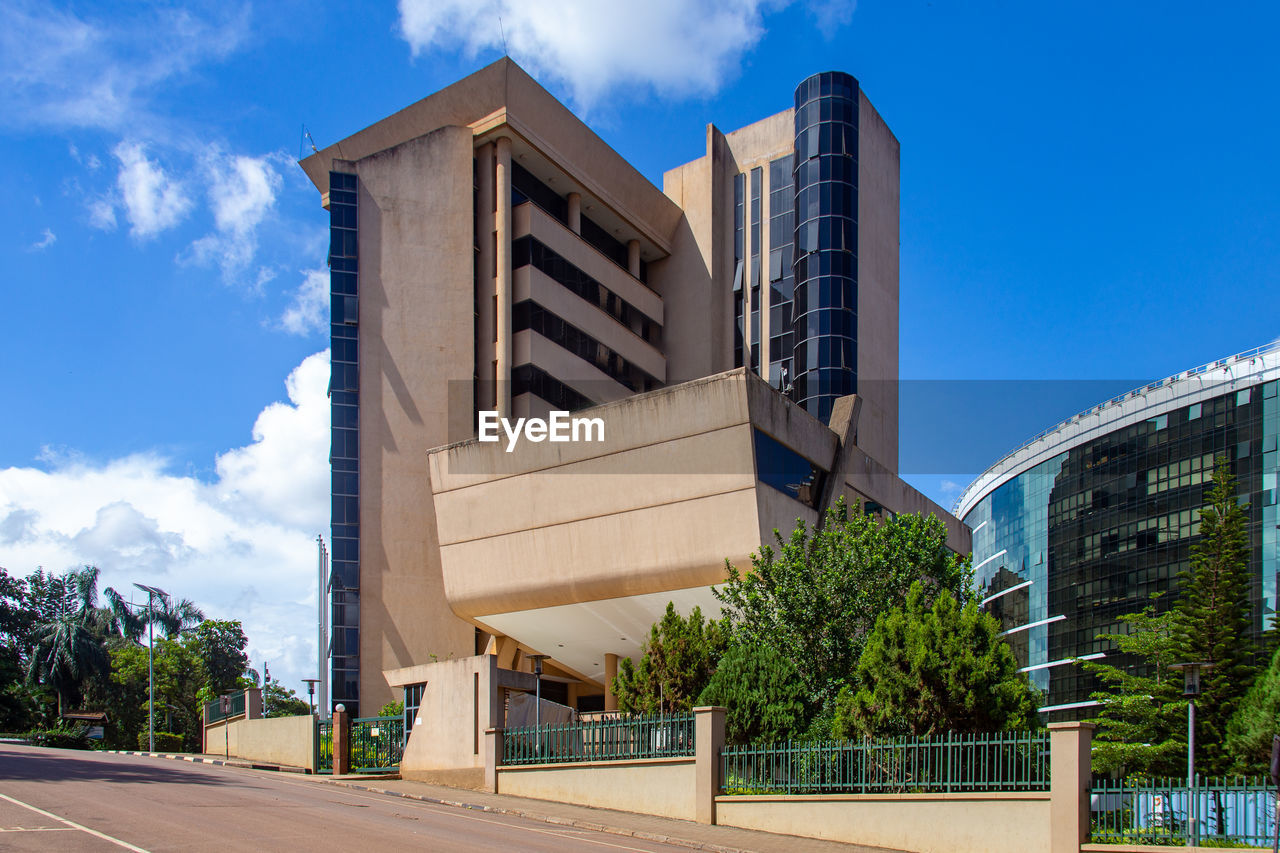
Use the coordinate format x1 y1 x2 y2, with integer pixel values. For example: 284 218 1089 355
694 706 726 825
603 653 619 711
1048 721 1094 853
246 687 263 719
332 704 351 776
476 142 497 410
567 192 581 234
484 727 502 793
494 136 513 418
627 239 641 278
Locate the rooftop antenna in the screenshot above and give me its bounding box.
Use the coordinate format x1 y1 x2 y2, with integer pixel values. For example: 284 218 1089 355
299 125 319 160
498 16 508 56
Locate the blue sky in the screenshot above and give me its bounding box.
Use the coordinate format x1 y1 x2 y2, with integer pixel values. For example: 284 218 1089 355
2 0 1278 691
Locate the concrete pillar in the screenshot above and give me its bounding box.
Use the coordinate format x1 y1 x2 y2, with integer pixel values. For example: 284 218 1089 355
1049 721 1094 853
694 706 726 825
603 653 619 711
332 704 351 776
567 192 581 234
627 239 641 278
495 136 513 418
476 142 497 410
245 687 263 719
484 727 502 793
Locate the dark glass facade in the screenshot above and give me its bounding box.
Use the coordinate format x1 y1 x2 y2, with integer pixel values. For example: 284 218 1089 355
767 155 795 390
328 171 360 715
964 375 1280 718
733 173 745 369
790 71 858 423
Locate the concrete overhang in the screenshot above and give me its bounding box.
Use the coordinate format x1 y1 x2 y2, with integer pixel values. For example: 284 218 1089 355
426 369 833 683
299 57 682 259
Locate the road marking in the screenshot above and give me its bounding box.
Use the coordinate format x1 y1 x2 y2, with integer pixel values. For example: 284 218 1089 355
0 826 77 832
0 792 150 852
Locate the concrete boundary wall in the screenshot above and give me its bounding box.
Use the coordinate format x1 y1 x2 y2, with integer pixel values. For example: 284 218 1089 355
203 714 316 772
497 757 697 821
716 792 1051 853
485 711 1093 853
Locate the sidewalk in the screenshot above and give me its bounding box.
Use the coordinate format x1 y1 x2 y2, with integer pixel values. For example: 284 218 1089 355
111 750 901 853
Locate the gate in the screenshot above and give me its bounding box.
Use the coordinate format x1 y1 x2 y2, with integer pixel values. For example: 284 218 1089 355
350 715 404 773
316 719 333 774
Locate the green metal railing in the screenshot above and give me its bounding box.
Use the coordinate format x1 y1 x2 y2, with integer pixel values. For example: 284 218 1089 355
317 720 333 774
502 712 696 766
350 715 404 773
1091 776 1276 846
203 691 246 724
721 730 1050 795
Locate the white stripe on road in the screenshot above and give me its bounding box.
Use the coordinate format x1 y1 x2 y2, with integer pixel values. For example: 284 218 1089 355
0 792 150 852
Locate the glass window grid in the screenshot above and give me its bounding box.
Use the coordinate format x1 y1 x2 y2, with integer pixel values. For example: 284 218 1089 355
968 383 1276 711
749 167 762 373
768 155 795 388
791 71 858 422
328 172 360 713
733 173 745 369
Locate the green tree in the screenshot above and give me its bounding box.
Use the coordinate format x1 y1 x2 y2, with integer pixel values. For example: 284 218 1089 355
1226 643 1280 774
1083 602 1187 776
0 567 37 730
188 620 251 695
697 640 806 745
832 583 1039 738
24 566 110 717
146 597 206 640
715 499 970 708
110 636 204 749
263 676 311 718
1173 459 1259 775
613 603 728 714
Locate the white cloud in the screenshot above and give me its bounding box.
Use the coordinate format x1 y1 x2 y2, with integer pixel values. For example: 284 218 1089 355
281 269 330 336
87 197 118 231
398 0 778 107
0 2 250 134
940 479 962 495
185 150 286 283
28 229 56 251
112 141 193 239
0 350 331 692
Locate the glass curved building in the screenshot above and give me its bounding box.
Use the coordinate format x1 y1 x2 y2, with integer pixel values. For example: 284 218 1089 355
956 343 1280 719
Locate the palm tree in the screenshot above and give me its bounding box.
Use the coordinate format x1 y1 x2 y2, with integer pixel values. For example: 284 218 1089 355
25 566 110 716
102 587 145 642
146 597 205 639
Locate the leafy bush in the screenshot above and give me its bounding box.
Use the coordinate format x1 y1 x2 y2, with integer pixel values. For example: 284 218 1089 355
138 731 184 752
697 640 807 745
27 727 90 749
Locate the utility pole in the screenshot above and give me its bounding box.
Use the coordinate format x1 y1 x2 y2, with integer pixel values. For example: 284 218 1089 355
133 583 169 753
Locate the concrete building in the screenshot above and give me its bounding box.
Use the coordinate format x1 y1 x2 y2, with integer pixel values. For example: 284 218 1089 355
299 59 963 723
957 342 1280 719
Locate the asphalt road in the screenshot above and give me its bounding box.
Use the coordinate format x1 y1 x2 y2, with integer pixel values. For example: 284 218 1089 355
0 744 701 852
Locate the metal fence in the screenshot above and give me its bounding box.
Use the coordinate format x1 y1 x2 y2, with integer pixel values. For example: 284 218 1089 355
203 691 246 724
721 731 1051 795
350 715 404 773
316 720 332 774
1091 776 1277 846
502 712 696 766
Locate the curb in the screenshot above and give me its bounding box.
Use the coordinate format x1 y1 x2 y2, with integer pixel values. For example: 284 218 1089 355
308 776 757 853
105 750 309 774
111 750 757 853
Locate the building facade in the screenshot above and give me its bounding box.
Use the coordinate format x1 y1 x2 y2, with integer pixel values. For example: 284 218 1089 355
300 59 948 717
957 343 1280 719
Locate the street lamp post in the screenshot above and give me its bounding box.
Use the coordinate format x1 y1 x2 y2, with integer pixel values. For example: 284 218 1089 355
133 583 169 754
527 655 550 755
1171 661 1213 848
302 679 320 715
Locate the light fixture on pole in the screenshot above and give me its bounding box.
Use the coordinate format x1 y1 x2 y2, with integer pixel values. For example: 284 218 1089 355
1171 661 1214 848
132 583 169 754
302 679 320 715
527 654 550 755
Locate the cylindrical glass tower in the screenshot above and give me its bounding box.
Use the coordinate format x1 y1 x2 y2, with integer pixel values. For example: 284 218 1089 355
791 71 858 423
